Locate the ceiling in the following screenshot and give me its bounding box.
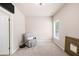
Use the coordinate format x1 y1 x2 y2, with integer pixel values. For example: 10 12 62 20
14 3 64 16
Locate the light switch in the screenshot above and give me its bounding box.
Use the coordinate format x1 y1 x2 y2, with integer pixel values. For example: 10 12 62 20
70 43 77 53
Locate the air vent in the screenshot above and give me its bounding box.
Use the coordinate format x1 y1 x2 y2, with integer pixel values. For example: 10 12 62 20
65 36 79 56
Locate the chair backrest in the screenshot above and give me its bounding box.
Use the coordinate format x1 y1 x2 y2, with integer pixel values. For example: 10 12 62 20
24 32 34 38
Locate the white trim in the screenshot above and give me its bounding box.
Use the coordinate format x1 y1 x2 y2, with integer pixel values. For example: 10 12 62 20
0 7 13 16
54 40 64 50
10 47 19 55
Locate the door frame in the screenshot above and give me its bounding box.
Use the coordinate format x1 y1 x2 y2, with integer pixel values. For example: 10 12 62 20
9 18 10 55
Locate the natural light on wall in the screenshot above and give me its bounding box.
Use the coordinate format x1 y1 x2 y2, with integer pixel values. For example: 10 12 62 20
54 20 60 40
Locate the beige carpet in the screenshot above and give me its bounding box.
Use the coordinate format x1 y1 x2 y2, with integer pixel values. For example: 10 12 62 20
12 39 68 56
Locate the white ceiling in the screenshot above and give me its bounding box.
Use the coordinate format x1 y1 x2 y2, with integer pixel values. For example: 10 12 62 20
14 3 64 16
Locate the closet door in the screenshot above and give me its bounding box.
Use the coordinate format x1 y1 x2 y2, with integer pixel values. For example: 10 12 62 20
0 14 9 55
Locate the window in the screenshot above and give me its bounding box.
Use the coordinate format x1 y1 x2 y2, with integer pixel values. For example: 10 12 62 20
54 20 60 40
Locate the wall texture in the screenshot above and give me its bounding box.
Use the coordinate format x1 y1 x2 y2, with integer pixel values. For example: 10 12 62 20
25 16 52 43
52 4 79 50
10 7 25 54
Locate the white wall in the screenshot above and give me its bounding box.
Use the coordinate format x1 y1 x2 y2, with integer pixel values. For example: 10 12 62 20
10 7 25 54
25 16 52 43
52 4 79 50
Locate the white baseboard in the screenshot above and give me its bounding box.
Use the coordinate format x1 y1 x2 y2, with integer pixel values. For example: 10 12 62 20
54 40 64 51
10 47 19 55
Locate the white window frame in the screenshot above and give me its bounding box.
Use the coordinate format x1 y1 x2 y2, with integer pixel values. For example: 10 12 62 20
54 20 60 40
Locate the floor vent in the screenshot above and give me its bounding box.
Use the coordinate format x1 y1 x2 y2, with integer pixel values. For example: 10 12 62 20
65 36 79 56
